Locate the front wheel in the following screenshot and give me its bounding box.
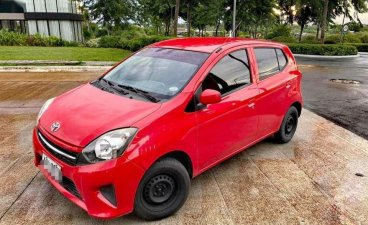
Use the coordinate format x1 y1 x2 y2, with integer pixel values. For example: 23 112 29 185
274 106 299 143
134 158 190 221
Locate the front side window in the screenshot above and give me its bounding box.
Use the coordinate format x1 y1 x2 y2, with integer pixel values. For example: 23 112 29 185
103 48 209 101
203 49 251 95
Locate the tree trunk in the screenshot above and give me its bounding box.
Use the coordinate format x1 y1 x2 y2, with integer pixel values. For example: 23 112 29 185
187 2 191 37
320 0 329 43
165 20 170 36
173 0 180 36
299 23 305 42
215 20 220 36
315 23 320 39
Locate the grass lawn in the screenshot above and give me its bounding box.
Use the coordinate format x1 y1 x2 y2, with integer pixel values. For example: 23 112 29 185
0 46 131 61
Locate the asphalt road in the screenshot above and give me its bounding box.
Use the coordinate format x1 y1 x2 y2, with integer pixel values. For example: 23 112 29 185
298 54 368 140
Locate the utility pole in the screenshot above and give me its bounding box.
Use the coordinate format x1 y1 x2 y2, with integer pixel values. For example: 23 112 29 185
232 0 236 37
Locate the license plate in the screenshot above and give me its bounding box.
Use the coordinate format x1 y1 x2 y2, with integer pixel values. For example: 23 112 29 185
41 154 62 182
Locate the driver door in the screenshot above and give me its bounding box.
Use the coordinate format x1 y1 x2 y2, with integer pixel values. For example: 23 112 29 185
195 48 259 170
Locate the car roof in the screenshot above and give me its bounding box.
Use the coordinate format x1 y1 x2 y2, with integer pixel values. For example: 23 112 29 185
150 37 283 53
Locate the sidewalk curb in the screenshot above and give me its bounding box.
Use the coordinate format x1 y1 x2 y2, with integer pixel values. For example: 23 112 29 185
0 66 112 72
0 60 116 66
294 54 360 60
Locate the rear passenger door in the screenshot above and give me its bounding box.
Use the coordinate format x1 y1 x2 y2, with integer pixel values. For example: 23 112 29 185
252 47 292 137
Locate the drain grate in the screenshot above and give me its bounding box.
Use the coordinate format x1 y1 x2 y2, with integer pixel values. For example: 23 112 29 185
330 79 361 84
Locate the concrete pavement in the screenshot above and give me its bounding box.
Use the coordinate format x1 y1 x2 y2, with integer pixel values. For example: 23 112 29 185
1 72 368 224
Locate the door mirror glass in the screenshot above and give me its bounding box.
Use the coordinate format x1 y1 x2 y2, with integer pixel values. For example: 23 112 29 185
200 89 222 105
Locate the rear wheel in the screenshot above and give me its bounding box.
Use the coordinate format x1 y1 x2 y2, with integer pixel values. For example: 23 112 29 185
134 158 190 221
274 106 299 143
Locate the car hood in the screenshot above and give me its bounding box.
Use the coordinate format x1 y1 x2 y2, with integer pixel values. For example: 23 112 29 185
39 84 161 147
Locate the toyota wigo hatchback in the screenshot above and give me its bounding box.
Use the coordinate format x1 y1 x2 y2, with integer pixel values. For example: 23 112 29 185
33 38 303 220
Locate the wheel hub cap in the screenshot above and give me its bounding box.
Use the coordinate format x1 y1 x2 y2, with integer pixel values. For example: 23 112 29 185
144 175 175 204
286 117 294 134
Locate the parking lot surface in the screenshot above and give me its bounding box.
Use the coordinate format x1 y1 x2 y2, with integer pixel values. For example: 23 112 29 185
299 54 368 139
1 71 368 224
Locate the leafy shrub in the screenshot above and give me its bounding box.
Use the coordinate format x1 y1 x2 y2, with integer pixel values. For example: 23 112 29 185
324 34 341 44
0 30 78 47
349 43 368 52
83 27 92 40
116 29 146 40
287 44 358 56
355 32 368 43
122 35 170 51
272 36 297 43
325 33 362 44
300 35 319 44
360 34 368 43
98 36 121 48
0 30 27 46
266 25 292 39
85 38 100 48
99 35 170 51
344 33 362 43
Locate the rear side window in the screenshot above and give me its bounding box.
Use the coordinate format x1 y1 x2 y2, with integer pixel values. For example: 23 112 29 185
255 48 288 81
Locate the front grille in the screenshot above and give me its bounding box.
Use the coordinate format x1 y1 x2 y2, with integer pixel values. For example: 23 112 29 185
37 131 79 166
62 177 82 199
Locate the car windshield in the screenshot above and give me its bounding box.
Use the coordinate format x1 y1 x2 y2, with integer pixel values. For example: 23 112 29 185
103 47 209 101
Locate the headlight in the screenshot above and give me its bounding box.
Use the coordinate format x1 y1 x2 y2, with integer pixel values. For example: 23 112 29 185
81 128 137 164
37 98 55 122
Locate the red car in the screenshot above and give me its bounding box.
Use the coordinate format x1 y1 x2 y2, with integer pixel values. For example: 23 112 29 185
33 38 303 220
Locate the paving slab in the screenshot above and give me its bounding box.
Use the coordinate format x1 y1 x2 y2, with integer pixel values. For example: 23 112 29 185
0 72 368 224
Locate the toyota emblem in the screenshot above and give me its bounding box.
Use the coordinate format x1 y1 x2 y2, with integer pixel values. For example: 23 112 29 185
51 122 61 132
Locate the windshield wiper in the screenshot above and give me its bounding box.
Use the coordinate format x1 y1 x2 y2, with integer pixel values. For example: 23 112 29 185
100 78 128 95
117 84 160 103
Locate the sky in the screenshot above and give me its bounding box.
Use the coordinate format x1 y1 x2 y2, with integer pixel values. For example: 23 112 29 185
335 13 368 24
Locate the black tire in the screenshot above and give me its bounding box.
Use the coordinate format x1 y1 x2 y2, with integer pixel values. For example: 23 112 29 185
274 106 299 143
134 158 190 221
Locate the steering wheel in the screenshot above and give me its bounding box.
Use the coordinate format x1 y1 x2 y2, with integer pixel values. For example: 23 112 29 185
209 73 229 93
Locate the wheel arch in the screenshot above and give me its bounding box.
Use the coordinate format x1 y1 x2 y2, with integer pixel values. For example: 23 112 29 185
291 101 302 117
156 151 193 179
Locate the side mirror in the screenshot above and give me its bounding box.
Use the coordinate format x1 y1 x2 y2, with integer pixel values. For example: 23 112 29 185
200 89 222 105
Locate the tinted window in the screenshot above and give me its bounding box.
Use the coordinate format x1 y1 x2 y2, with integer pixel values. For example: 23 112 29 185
276 49 288 69
103 48 209 100
203 50 251 95
254 48 279 80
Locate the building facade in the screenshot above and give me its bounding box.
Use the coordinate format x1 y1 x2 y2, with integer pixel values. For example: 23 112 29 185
0 0 83 42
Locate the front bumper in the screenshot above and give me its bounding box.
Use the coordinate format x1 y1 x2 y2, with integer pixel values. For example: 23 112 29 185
32 128 145 219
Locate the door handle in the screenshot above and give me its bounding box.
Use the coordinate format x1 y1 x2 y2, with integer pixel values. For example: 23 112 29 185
286 82 292 89
248 102 256 109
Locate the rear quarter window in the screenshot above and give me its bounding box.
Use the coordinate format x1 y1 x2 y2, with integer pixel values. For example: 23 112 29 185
276 49 288 69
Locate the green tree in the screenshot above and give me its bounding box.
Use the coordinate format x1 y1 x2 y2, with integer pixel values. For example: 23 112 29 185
83 0 135 34
295 0 321 41
278 0 296 25
234 0 276 38
137 0 176 35
191 2 210 36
